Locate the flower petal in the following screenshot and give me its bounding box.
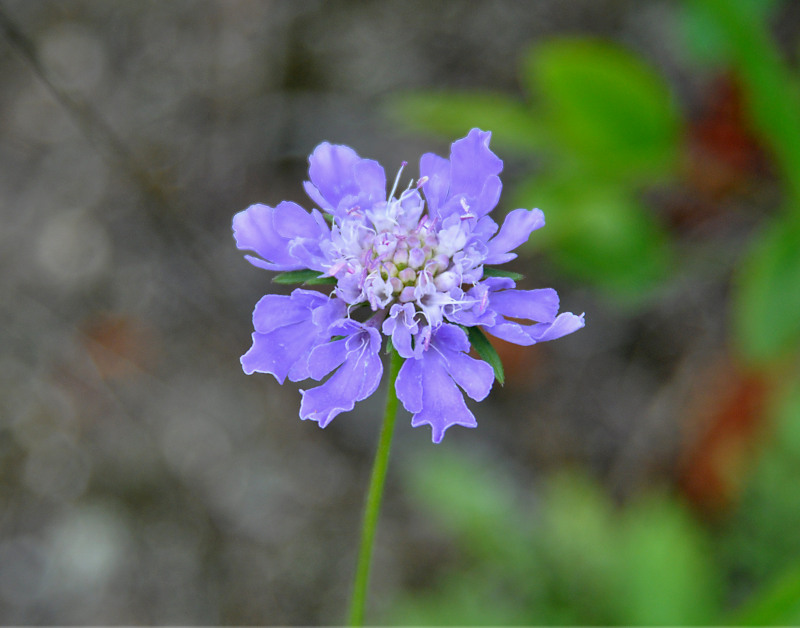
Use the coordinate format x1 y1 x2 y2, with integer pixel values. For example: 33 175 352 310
307 142 362 212
233 201 323 271
490 288 559 323
395 356 423 414
306 337 349 381
471 174 502 219
407 351 478 443
526 311 586 343
251 290 327 334
299 327 383 428
448 128 503 201
486 311 585 346
396 324 492 443
241 290 331 382
354 159 387 206
382 303 419 359
440 347 494 402
429 324 493 401
484 208 545 265
419 152 451 218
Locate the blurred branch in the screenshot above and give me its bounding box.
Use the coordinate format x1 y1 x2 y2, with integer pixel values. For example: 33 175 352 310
0 5 158 201
0 3 252 327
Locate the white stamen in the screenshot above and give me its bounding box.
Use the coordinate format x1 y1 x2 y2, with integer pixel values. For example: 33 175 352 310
388 161 407 201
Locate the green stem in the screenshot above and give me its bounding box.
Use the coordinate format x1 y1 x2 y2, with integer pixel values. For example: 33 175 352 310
348 349 404 626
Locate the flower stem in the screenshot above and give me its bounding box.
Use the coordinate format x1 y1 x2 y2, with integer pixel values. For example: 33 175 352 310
348 349 404 626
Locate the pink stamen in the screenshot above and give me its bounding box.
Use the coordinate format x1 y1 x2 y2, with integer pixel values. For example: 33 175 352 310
327 259 348 276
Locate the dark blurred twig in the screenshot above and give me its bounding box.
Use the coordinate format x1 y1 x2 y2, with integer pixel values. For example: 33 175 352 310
0 3 250 335
0 5 157 198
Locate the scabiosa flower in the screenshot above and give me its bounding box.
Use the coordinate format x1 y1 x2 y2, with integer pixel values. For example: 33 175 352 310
233 129 584 442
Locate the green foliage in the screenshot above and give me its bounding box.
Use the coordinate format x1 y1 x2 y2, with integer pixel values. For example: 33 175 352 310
513 176 671 299
684 0 800 366
733 217 800 365
687 0 800 205
681 0 780 67
271 269 337 285
522 39 681 184
481 267 524 281
401 451 527 563
386 380 800 626
720 381 800 586
386 456 720 626
732 566 800 626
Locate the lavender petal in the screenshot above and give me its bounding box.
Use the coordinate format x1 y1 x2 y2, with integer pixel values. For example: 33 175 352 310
484 208 545 265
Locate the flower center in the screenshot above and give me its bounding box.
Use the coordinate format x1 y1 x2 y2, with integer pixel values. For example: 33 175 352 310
325 167 468 327
360 217 457 311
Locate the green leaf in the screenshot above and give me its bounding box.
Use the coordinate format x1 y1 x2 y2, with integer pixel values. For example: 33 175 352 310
522 39 681 183
512 175 672 301
616 498 719 625
403 451 525 560
465 326 504 386
733 215 800 365
482 266 524 281
691 0 800 207
387 91 548 153
680 0 779 67
731 565 800 625
272 269 337 285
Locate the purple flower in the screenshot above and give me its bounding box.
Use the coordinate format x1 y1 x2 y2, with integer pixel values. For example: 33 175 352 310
234 129 584 442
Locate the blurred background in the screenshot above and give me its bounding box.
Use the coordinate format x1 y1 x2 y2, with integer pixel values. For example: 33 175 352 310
2 0 800 624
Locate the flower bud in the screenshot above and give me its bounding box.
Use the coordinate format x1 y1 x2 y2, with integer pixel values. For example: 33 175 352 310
383 262 398 277
393 246 409 266
389 277 403 293
408 247 426 269
398 268 416 284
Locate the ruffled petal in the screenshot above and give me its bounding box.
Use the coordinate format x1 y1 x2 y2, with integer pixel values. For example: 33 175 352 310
490 288 560 324
241 326 307 382
306 142 362 211
430 323 470 353
448 128 503 201
407 352 478 443
471 174 502 219
525 311 586 343
419 152 451 218
484 208 545 265
251 290 327 333
241 291 331 382
395 356 423 414
441 348 494 402
478 282 584 346
485 309 585 346
354 159 387 207
396 324 493 443
233 201 325 271
306 337 349 380
299 327 383 428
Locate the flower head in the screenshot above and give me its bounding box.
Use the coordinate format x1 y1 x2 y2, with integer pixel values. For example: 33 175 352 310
234 129 584 442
